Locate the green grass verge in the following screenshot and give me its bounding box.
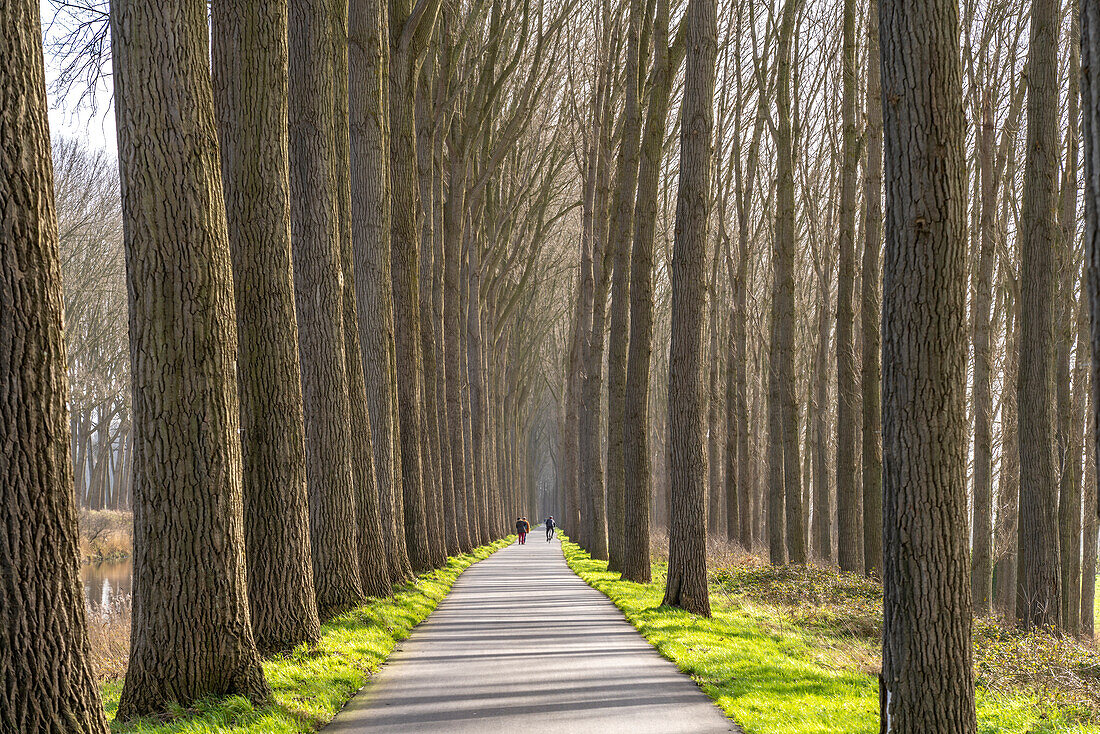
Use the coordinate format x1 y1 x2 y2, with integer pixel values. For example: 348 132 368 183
560 538 1099 734
102 538 512 733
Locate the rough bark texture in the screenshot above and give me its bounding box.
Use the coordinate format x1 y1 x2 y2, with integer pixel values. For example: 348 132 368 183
1086 0 1100 639
288 0 366 618
0 4 110 729
389 21 433 568
836 0 862 576
994 302 1020 620
860 0 883 579
110 0 271 716
211 0 323 650
416 69 448 567
444 155 476 551
768 0 804 566
333 0 393 597
1057 6 1083 634
622 0 672 584
1016 0 1063 631
878 0 976 729
662 0 715 616
606 0 645 572
969 88 996 617
350 0 414 582
811 266 833 563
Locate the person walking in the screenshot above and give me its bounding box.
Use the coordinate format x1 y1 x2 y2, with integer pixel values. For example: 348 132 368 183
545 516 556 542
515 517 529 544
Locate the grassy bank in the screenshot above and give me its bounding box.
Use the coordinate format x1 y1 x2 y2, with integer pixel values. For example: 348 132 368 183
101 538 511 733
80 510 133 562
561 538 1100 734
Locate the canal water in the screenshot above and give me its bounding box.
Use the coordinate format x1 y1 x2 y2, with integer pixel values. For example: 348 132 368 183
81 559 132 609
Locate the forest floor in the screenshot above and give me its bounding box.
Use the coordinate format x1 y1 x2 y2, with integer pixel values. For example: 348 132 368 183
562 536 1100 734
96 538 512 733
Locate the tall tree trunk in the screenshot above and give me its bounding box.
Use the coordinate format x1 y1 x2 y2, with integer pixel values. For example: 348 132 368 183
769 0 805 566
1080 286 1097 636
812 266 833 562
111 0 271 716
1081 381 1097 637
444 152 476 550
606 0 646 572
417 67 448 567
994 300 1020 620
288 0 367 618
1084 0 1100 640
623 0 673 583
389 33 432 570
707 268 724 536
211 0 323 650
0 3 110 728
836 0 862 576
334 0 393 597
350 0 413 583
969 86 996 617
468 236 492 544
433 134 460 556
878 0 976 728
860 0 883 579
662 0 716 616
1058 4 1083 633
1017 0 1063 631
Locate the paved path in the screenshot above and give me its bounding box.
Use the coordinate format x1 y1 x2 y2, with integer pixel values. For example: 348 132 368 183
324 531 736 734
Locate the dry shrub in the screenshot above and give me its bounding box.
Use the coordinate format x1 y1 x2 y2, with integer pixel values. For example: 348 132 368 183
85 596 130 682
78 510 132 562
974 618 1100 722
712 561 884 641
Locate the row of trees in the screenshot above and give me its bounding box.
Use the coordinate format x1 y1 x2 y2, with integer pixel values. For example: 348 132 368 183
3 0 575 727
555 0 1099 639
547 0 1100 730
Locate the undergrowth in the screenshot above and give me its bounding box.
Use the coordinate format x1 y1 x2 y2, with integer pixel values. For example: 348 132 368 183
100 538 511 733
562 536 1100 734
80 510 133 562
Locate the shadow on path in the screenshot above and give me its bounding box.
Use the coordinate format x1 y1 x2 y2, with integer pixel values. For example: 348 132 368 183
324 532 737 733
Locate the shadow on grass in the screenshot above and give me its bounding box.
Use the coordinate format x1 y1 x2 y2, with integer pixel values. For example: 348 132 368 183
101 539 512 734
560 538 1100 734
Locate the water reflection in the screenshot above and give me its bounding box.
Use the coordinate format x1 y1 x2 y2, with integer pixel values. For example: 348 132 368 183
81 559 132 609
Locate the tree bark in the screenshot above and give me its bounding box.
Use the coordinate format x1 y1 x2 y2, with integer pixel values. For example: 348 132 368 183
994 299 1020 620
444 151 476 550
1057 4 1083 633
1085 0 1100 640
111 0 271 716
623 0 673 584
333 0 394 597
878 0 976 728
416 65 448 567
351 0 414 583
969 86 996 617
211 0 324 650
662 0 716 616
389 30 433 570
1017 0 1062 631
288 0 366 618
768 0 805 566
0 3 110 728
606 0 646 572
860 0 883 579
836 0 862 576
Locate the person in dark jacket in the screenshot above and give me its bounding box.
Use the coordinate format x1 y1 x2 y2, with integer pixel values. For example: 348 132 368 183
515 517 529 544
545 516 556 541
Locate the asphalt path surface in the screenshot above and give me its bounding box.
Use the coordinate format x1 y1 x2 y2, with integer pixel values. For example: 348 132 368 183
324 529 737 733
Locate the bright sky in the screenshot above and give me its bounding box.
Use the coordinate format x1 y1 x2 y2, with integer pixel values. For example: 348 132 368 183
40 0 117 155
